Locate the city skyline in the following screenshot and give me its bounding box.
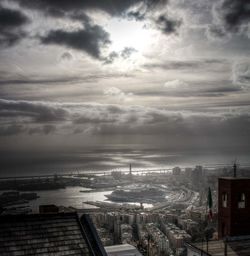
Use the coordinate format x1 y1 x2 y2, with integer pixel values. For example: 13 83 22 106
0 0 250 172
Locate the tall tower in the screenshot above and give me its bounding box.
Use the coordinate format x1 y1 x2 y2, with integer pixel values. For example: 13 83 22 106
233 162 237 178
218 175 250 238
129 164 133 180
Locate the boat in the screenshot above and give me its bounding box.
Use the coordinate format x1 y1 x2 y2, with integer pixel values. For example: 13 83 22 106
105 187 166 203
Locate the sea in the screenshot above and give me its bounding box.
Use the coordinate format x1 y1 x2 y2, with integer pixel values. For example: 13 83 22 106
28 186 113 212
5 186 154 213
1 148 249 212
1 148 250 177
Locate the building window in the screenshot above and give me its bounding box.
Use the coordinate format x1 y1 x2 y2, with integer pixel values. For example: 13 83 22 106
222 193 228 208
238 193 246 208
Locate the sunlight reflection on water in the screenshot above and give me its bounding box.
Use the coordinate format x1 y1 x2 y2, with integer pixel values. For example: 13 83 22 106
29 186 112 212
28 186 153 212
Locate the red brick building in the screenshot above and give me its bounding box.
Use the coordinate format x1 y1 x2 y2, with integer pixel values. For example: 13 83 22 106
218 177 250 238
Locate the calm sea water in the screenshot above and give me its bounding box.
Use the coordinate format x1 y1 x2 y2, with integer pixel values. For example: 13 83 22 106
1 149 250 177
28 186 112 212
2 149 249 212
8 186 152 213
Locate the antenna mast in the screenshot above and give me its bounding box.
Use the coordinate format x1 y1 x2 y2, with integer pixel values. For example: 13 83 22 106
233 161 237 178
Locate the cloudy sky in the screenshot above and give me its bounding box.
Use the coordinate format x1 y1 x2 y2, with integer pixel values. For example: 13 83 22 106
0 0 250 172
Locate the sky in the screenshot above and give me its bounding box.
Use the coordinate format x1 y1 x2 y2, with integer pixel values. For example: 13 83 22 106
0 0 250 173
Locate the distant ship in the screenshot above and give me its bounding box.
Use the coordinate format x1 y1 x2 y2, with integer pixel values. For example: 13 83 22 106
105 187 166 203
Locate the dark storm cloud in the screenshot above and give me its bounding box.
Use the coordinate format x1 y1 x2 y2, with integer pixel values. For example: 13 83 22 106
41 23 111 59
206 25 232 42
232 62 250 85
0 124 23 136
60 52 73 61
135 90 204 98
14 0 168 17
8 0 180 56
0 5 28 27
193 100 250 110
127 10 146 21
137 83 241 98
127 8 182 35
0 99 68 122
0 76 83 86
0 5 29 47
28 125 56 135
143 58 229 72
104 47 137 64
121 47 137 59
72 105 250 146
1 98 250 152
208 0 250 40
220 0 250 32
103 51 119 64
103 47 137 64
155 14 182 34
0 72 135 87
71 103 246 137
203 86 241 94
71 103 181 128
0 124 57 136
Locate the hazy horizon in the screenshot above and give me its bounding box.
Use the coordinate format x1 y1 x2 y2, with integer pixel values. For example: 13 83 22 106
1 146 249 177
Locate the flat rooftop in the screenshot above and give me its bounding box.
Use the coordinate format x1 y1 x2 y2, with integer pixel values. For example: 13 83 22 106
187 238 250 256
105 244 142 256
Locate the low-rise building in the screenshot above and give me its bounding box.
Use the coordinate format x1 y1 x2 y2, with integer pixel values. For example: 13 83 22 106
105 243 143 256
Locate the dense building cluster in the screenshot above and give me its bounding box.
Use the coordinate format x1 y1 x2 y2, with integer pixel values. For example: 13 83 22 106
90 210 199 255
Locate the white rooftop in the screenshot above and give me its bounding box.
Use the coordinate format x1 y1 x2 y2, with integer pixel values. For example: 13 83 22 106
105 243 143 256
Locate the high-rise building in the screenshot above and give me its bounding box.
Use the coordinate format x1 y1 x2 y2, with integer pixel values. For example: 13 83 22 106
172 166 181 175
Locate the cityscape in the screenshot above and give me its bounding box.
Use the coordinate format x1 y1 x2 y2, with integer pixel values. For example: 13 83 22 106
0 0 250 255
1 164 250 255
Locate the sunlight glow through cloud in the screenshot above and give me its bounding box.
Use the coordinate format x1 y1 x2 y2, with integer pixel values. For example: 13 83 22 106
106 18 156 53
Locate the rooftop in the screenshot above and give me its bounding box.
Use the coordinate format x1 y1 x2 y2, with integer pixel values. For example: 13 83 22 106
105 244 143 256
187 238 250 256
0 212 107 256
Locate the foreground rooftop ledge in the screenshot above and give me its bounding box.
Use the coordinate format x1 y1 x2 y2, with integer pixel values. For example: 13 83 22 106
186 236 250 256
0 212 107 256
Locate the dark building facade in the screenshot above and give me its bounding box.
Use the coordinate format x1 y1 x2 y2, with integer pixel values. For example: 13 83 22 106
218 177 250 239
